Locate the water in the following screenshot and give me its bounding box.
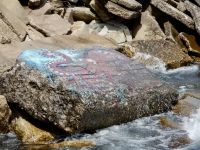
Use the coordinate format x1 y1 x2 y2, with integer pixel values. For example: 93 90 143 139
2 55 200 150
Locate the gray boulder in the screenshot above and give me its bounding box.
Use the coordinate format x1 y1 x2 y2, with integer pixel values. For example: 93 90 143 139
0 47 178 132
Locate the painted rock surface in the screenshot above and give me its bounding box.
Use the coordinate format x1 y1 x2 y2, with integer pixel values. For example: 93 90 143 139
0 47 178 132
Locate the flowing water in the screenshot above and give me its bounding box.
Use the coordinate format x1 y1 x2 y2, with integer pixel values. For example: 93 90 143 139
1 54 200 150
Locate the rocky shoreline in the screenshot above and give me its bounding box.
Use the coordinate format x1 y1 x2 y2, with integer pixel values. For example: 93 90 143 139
0 0 200 148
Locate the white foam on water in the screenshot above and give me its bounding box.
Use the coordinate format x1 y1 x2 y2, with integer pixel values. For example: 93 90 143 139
183 108 200 141
132 52 199 75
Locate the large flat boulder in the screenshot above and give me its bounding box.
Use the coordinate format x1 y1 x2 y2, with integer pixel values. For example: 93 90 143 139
0 46 179 132
29 14 71 37
132 39 193 69
0 34 119 70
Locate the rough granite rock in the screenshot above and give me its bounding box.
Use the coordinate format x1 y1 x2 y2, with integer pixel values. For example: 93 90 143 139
105 1 141 19
184 1 200 36
149 0 195 29
110 0 142 10
0 95 12 134
132 40 193 69
0 47 178 132
29 14 71 37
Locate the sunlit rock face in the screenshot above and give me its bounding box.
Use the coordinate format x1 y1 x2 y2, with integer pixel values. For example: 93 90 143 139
0 47 179 132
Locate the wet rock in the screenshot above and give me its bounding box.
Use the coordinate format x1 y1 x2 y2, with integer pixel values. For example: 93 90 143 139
0 0 29 24
0 46 179 132
26 25 45 41
132 39 193 69
69 7 98 23
0 34 119 68
0 4 26 42
132 11 166 41
0 95 12 134
105 1 141 19
184 1 200 36
168 135 193 148
89 0 113 22
172 92 200 116
20 140 95 149
11 109 55 144
29 14 71 37
179 32 200 57
28 0 41 7
110 0 142 10
160 117 181 129
149 0 195 30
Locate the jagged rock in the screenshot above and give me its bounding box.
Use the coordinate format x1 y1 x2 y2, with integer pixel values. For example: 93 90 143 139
68 7 98 23
105 1 141 19
26 2 52 20
110 0 142 10
90 20 132 43
164 21 187 52
29 14 71 37
179 32 200 57
70 21 91 36
184 1 200 36
0 0 29 24
26 25 45 41
0 95 12 134
172 92 200 116
177 1 187 13
63 9 74 24
28 0 41 7
89 0 113 22
0 46 178 132
132 39 193 69
0 34 119 68
0 4 26 42
11 108 55 143
132 11 166 41
149 0 195 30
